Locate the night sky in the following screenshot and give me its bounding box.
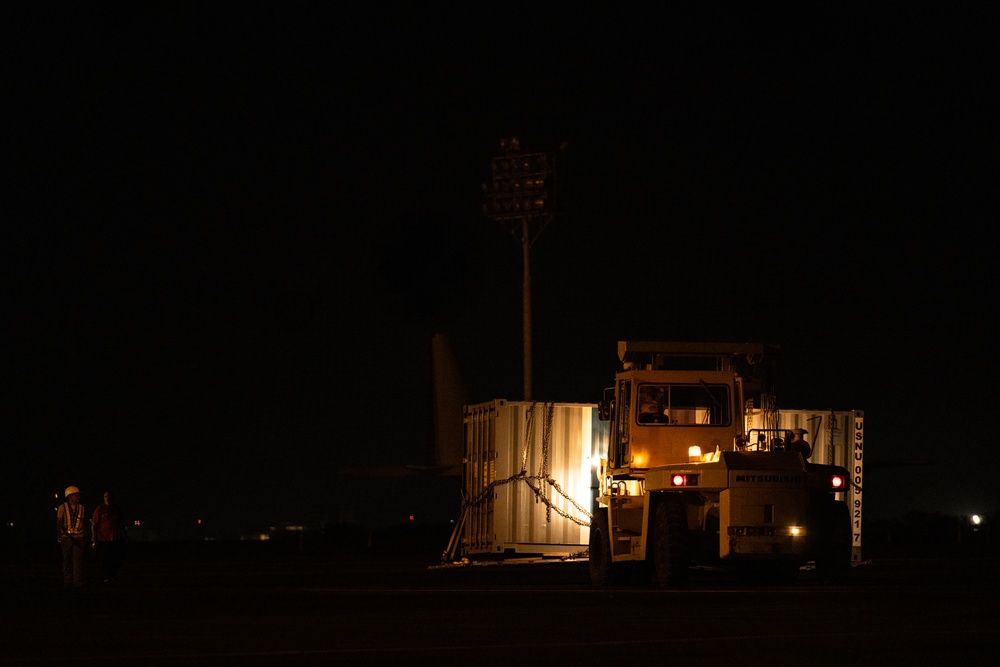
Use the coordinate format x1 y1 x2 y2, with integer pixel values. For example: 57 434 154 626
6 4 998 539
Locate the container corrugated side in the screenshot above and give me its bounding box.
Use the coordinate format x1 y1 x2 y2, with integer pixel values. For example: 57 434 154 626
461 400 608 557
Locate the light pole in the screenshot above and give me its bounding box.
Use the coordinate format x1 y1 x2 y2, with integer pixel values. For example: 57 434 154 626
482 137 554 402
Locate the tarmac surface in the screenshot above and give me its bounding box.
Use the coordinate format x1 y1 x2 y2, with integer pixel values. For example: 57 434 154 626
2 538 998 666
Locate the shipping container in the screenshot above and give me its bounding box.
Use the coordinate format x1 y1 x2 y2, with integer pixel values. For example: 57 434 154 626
462 400 608 558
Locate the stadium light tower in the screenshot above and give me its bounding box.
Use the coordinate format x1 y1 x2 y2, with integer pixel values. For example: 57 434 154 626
482 137 555 402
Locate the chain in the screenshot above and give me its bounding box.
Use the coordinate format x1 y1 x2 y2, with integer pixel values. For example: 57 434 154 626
460 472 593 526
541 402 552 476
539 403 552 521
521 402 535 474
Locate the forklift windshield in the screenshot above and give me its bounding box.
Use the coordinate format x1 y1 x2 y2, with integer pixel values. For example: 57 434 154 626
637 383 730 426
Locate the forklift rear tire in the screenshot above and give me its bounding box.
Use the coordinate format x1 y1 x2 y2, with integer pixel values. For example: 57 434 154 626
815 500 851 585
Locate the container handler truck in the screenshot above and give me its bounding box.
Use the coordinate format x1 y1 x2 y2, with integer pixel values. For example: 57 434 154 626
590 341 853 586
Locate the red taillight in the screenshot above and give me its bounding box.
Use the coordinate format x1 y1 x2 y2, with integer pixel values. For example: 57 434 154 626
831 475 845 490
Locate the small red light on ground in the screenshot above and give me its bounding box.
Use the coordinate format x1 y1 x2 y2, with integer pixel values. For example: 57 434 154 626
672 474 686 487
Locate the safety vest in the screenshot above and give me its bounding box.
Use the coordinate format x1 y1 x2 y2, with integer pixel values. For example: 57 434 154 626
60 502 86 535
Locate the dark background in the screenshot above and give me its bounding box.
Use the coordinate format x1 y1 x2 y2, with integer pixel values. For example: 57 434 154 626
4 3 997 540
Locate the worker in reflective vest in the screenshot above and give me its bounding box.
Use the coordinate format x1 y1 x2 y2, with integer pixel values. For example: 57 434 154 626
56 486 88 588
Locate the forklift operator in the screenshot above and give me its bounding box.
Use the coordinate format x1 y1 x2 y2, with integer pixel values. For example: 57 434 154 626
638 385 669 424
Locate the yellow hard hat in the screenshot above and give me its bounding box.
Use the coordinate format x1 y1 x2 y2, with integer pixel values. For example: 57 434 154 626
64 486 80 497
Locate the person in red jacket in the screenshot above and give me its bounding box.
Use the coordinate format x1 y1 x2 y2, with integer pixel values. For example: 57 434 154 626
91 490 128 583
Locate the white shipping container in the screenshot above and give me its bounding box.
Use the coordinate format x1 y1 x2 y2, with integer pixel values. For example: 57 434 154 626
462 400 608 558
